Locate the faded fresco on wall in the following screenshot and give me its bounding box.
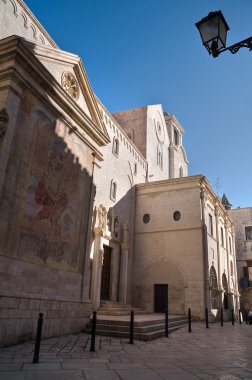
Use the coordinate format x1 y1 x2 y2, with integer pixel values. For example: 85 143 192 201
18 109 87 270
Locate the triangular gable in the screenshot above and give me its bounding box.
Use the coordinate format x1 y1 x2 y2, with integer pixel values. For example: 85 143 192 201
23 39 109 144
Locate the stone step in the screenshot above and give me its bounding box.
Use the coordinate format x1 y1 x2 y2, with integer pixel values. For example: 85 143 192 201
98 302 146 316
85 324 186 341
100 302 132 309
86 319 186 334
84 315 187 341
92 315 187 327
97 309 147 316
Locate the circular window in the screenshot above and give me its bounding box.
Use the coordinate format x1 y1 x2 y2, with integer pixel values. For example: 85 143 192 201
143 214 150 224
61 71 80 100
173 211 181 221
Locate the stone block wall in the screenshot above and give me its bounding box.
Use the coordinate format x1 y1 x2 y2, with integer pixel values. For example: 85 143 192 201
0 296 91 347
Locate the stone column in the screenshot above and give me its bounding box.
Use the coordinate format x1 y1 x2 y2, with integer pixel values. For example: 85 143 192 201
214 205 222 308
119 222 129 305
231 224 240 313
224 219 231 288
200 184 211 313
168 143 175 179
224 219 233 316
90 230 104 310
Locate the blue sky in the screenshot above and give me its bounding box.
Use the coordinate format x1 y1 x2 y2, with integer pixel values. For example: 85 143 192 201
25 0 252 208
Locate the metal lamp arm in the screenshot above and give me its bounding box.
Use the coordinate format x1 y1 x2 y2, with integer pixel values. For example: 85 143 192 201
216 36 252 56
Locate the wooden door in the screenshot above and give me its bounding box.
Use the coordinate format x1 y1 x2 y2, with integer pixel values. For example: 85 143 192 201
154 284 168 313
100 245 112 300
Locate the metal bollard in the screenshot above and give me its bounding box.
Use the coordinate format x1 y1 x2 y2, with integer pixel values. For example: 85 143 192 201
165 309 169 338
188 308 192 333
239 309 242 324
220 307 223 327
90 311 97 352
231 307 234 325
205 307 209 329
32 313 44 364
129 310 134 344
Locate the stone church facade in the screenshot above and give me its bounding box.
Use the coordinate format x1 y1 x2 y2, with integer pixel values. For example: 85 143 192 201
229 207 252 310
0 0 239 346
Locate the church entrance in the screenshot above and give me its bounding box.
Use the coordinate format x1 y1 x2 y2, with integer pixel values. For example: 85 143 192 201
100 245 112 300
154 284 168 313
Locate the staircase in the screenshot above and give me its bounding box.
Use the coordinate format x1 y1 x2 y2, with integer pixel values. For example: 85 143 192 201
97 301 147 316
84 302 187 341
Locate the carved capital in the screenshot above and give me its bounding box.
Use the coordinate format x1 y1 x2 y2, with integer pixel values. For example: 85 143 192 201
93 227 103 237
121 242 129 251
93 204 107 236
200 185 208 201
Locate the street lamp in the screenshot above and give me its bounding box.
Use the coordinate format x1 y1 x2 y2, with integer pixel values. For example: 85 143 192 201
195 10 252 57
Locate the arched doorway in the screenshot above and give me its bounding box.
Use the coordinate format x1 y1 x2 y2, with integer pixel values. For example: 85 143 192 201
100 245 112 301
210 266 218 309
222 273 228 309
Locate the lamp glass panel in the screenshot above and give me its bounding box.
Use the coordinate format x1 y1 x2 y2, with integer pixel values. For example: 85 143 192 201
198 14 219 44
219 19 227 48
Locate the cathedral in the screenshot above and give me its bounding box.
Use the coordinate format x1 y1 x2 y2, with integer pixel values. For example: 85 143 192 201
0 0 239 346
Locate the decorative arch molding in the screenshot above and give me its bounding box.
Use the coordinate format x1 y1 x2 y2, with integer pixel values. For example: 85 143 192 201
127 161 133 187
2 0 58 47
9 0 18 16
222 272 228 292
29 23 37 39
154 109 165 144
210 266 218 309
38 35 45 45
20 11 28 29
181 145 189 164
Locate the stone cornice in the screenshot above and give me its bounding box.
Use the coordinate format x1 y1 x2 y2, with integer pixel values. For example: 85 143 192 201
136 174 204 192
164 113 185 134
0 36 110 149
14 0 58 48
95 96 147 168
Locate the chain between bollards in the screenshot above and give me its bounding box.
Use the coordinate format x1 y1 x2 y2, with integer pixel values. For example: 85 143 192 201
165 309 169 337
129 310 134 344
188 308 192 333
32 313 44 364
205 307 209 329
90 311 97 352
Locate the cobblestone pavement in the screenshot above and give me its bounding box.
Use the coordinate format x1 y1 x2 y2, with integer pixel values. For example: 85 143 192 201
0 322 252 380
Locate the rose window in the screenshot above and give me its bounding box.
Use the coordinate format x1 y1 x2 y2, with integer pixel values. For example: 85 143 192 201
61 72 80 100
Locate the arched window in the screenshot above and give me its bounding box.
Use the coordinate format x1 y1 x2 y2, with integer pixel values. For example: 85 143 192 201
112 137 119 156
230 261 233 276
229 236 232 254
157 145 163 169
174 128 179 145
179 166 183 178
110 180 117 202
134 162 137 175
210 266 218 309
